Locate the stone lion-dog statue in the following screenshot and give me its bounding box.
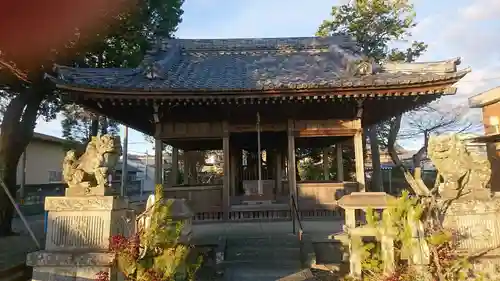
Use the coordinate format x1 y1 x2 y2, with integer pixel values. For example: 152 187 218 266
427 133 491 199
62 134 122 194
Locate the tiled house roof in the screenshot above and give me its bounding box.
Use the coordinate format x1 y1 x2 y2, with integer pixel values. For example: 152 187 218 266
50 36 469 93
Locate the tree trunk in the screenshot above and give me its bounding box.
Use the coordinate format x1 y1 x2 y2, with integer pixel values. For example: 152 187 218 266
100 117 108 135
90 116 99 138
368 126 383 192
0 80 45 236
412 131 429 181
362 128 368 166
386 116 430 196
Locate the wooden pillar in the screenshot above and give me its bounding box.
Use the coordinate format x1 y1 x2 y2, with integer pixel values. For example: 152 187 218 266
230 146 237 196
354 129 365 192
154 139 163 185
222 121 231 220
236 149 243 195
267 149 275 180
323 147 330 180
287 120 298 207
182 150 189 185
171 147 179 185
276 151 283 195
337 143 344 182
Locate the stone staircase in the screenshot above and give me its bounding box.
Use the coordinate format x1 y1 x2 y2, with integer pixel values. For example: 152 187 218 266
222 233 305 281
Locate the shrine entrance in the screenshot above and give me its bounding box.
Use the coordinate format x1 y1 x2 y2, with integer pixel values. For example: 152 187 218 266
230 131 287 200
159 116 365 222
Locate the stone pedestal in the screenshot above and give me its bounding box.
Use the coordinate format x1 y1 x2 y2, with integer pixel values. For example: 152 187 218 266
164 198 193 244
443 198 500 279
242 180 275 200
27 196 134 281
137 197 193 244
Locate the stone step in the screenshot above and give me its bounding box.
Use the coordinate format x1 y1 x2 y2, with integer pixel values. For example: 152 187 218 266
226 246 300 262
222 260 301 268
224 265 304 281
222 235 305 280
225 236 300 247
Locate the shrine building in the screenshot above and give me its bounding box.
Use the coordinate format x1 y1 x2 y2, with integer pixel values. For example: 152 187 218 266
48 36 469 221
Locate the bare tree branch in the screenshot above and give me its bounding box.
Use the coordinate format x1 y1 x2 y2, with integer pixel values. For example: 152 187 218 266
400 102 480 177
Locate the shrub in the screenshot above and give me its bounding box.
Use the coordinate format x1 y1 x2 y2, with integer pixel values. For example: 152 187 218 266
96 184 201 281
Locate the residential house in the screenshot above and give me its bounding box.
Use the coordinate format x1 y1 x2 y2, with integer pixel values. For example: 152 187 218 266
115 155 153 194
469 86 500 192
16 132 67 186
119 152 173 193
364 143 416 170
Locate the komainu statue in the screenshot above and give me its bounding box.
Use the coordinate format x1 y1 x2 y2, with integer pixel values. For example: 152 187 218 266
427 134 491 199
62 134 122 195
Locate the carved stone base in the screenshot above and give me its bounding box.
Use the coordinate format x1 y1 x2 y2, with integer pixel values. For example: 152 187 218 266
27 251 125 281
65 185 113 196
443 198 500 274
439 185 492 201
471 257 500 279
43 196 134 251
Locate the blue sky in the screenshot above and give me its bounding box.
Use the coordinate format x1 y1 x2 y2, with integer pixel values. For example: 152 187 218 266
35 0 500 153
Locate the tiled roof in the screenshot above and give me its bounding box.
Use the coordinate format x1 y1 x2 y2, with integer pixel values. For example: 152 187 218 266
51 36 469 92
469 86 500 108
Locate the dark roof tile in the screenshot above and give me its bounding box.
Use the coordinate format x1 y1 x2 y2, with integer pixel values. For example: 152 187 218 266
51 36 469 92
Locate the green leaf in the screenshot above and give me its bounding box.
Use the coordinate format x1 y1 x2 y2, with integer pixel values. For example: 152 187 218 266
117 254 137 277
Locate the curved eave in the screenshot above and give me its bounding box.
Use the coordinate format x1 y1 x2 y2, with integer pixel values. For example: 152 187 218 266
48 70 469 98
469 87 500 108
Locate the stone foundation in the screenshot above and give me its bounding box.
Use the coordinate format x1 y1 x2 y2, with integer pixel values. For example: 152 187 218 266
27 252 118 281
443 198 500 278
27 196 134 281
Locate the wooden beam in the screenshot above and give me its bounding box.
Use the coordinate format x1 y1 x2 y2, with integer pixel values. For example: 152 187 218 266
276 150 283 195
182 150 189 185
323 147 330 180
287 119 298 212
154 139 163 185
353 123 365 192
171 147 179 185
336 144 344 182
230 145 238 196
222 121 231 220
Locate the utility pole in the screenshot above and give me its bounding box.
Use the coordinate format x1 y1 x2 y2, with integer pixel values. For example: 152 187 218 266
142 150 148 200
120 126 129 197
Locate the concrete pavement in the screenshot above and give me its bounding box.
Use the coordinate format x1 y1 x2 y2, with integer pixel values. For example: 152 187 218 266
0 215 45 270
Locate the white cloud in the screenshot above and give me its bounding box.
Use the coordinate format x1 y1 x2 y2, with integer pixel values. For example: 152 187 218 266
460 0 500 20
411 0 500 106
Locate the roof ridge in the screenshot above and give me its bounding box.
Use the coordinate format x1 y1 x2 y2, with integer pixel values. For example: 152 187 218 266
381 57 465 74
156 36 359 52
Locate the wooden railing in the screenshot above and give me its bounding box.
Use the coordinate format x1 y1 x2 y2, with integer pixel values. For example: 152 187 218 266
158 181 359 222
